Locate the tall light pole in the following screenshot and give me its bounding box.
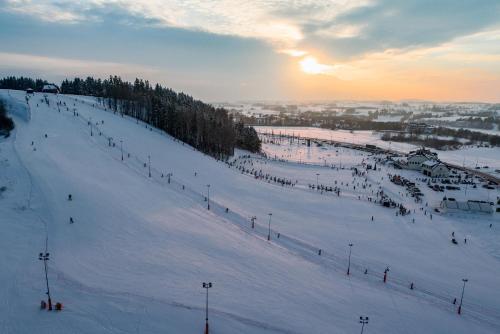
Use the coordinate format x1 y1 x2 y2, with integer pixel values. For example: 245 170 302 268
89 117 93 136
148 155 151 177
347 243 353 275
383 267 390 283
120 140 123 161
202 282 213 334
250 216 256 229
458 278 468 315
359 316 369 334
316 173 320 186
206 184 210 210
267 213 272 241
38 252 52 310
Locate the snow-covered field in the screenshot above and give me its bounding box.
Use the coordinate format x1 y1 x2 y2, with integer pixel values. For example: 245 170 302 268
1 89 499 334
254 126 500 173
255 126 420 152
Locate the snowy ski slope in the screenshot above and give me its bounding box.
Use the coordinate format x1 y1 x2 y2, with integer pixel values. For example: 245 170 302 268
0 89 499 334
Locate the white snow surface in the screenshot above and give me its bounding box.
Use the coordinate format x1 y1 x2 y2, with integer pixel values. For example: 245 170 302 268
0 89 499 334
254 126 500 172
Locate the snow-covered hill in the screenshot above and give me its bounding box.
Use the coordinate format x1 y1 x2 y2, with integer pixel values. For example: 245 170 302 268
0 89 499 334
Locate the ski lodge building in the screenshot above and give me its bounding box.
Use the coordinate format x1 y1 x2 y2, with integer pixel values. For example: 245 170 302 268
399 148 437 171
406 148 438 170
394 148 451 179
421 160 450 178
42 84 59 94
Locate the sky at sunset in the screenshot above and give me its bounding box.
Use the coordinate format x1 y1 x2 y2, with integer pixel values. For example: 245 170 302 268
1 0 499 102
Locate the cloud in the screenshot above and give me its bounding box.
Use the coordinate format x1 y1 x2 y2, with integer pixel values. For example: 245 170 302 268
3 0 499 59
0 51 158 77
2 0 92 23
279 49 308 57
308 0 500 58
1 0 499 102
0 0 369 49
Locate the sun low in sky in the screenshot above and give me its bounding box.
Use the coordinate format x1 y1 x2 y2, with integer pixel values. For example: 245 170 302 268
300 57 333 75
0 0 499 102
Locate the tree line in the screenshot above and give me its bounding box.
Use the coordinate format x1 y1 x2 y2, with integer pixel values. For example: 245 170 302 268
1 76 260 157
0 100 14 137
0 76 49 92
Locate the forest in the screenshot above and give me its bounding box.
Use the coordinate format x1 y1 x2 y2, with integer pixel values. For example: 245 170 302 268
0 76 260 157
0 76 49 92
0 100 14 137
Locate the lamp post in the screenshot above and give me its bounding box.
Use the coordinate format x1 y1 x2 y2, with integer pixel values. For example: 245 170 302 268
148 155 151 177
458 278 468 315
206 184 210 210
267 213 272 241
38 252 52 310
316 173 320 186
202 282 213 334
347 243 353 275
250 216 256 229
120 140 123 161
359 316 369 334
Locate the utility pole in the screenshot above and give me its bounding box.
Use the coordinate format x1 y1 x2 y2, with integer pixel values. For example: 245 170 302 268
206 184 210 210
38 252 52 310
347 243 353 275
250 216 256 229
316 173 320 186
383 267 389 283
202 282 213 334
120 140 123 161
458 278 468 315
89 117 93 136
267 213 272 241
148 155 151 177
359 316 369 334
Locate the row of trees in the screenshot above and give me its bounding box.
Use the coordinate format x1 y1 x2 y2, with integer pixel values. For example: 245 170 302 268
381 132 462 150
0 76 49 92
381 126 500 149
0 100 14 137
433 126 500 146
1 76 260 157
60 76 261 158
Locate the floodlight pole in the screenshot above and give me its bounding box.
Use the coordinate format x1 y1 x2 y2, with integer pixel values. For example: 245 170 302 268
202 282 213 334
207 184 210 210
359 316 369 334
39 252 52 310
458 278 468 315
347 243 353 275
148 155 151 177
267 213 272 240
